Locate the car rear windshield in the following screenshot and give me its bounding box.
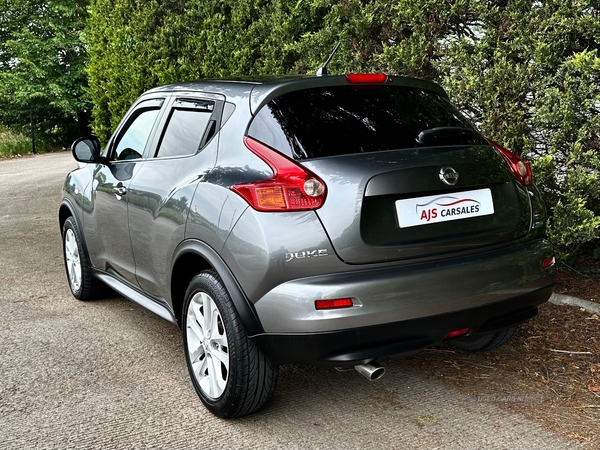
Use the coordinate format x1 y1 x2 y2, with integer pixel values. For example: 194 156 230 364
248 86 487 160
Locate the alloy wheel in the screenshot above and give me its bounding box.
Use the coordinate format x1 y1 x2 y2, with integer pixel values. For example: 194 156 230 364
186 291 229 399
64 228 82 293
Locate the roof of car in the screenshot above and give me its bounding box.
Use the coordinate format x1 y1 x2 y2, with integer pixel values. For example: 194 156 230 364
145 76 308 93
145 75 448 114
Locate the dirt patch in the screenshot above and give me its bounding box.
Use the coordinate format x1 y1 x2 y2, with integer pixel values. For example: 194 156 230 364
555 247 600 303
402 303 600 448
556 267 600 303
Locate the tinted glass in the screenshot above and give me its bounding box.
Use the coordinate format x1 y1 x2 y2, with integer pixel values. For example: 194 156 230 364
114 108 160 160
157 108 212 158
248 86 487 160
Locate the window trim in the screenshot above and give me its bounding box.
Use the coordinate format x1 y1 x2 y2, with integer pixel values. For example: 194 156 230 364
152 97 224 160
106 97 166 162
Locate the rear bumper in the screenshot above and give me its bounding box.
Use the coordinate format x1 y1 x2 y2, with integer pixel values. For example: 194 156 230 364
251 284 554 366
252 239 555 334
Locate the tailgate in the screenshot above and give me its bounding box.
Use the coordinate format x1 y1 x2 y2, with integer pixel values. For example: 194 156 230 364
303 145 531 264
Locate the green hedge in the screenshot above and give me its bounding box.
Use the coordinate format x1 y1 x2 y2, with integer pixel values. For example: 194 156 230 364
88 0 600 254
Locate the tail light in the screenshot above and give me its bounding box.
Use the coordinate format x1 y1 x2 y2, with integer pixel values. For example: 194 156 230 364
346 73 388 84
542 256 556 269
489 140 533 186
231 137 327 211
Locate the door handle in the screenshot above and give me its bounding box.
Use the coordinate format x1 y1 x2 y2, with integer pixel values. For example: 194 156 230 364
113 186 127 197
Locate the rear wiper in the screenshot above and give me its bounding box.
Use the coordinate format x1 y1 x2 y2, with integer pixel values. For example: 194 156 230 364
415 127 481 145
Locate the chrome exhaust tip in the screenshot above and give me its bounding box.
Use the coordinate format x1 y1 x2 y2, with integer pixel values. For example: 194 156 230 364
354 361 385 381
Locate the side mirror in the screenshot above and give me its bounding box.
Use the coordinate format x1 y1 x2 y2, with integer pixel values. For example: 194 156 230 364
71 136 101 163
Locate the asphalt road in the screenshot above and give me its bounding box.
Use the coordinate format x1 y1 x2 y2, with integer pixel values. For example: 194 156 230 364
0 153 579 449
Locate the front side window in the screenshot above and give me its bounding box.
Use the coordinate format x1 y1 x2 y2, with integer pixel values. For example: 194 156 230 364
156 100 215 158
114 108 161 161
248 86 487 160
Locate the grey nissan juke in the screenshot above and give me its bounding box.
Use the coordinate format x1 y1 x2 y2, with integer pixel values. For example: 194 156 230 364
59 74 556 418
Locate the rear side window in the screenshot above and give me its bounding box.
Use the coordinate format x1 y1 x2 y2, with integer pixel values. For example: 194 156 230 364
156 100 215 158
248 86 486 160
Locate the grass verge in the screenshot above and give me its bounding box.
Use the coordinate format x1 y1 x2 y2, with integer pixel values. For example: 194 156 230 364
0 125 32 157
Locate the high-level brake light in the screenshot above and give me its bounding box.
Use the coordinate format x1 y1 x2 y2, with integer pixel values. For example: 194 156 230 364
231 137 327 211
345 73 388 84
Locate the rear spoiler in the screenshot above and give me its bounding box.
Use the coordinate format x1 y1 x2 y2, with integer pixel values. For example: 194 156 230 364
248 75 448 115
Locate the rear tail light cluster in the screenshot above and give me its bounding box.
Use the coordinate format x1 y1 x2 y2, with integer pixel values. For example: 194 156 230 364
232 137 327 211
489 140 533 186
542 256 556 269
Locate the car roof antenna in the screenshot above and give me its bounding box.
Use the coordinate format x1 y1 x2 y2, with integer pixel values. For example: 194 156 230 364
316 41 341 76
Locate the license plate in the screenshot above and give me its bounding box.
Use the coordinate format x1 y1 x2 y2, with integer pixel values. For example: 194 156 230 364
395 188 494 228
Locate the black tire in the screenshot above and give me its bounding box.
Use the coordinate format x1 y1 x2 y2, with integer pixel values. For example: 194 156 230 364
182 271 278 418
449 325 522 352
62 216 102 300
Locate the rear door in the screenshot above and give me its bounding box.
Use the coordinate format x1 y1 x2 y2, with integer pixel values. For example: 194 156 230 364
127 94 224 299
247 84 531 264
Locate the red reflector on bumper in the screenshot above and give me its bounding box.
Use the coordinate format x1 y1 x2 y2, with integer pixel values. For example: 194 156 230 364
315 298 353 310
444 328 471 340
542 256 556 269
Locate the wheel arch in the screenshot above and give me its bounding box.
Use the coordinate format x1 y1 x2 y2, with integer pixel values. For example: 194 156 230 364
170 239 264 336
58 199 77 233
59 199 92 264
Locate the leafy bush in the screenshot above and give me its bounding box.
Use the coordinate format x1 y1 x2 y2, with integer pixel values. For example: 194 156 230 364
87 0 600 254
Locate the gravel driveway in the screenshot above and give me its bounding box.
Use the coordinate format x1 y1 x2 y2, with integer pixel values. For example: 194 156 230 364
0 153 579 449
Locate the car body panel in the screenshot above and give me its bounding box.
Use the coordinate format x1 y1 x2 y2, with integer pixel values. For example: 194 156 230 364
252 239 555 333
84 161 142 285
304 148 532 264
128 110 221 298
61 166 92 221
221 209 336 303
169 239 264 336
251 284 553 366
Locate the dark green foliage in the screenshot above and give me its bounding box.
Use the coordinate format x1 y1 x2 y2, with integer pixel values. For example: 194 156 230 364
0 0 91 148
438 1 600 253
87 0 600 253
87 0 331 140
